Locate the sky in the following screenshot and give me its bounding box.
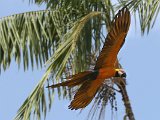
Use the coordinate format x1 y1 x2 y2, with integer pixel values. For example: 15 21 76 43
0 0 160 120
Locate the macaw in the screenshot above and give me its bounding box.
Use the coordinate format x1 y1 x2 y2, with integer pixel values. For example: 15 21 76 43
47 7 131 110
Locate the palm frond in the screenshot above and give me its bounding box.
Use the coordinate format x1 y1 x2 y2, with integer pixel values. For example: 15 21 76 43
0 10 55 71
0 8 85 71
14 71 51 120
14 11 101 120
117 0 160 34
29 0 106 9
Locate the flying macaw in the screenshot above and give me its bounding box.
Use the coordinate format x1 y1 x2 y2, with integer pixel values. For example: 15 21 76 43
47 7 131 110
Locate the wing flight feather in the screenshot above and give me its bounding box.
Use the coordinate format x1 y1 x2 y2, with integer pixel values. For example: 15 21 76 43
94 7 130 70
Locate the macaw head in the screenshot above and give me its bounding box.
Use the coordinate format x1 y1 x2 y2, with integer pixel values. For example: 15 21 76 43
115 69 126 78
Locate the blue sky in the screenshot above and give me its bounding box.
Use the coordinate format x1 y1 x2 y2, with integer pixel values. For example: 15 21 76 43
0 0 160 120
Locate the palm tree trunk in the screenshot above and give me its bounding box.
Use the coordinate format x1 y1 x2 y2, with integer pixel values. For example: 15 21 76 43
116 79 135 120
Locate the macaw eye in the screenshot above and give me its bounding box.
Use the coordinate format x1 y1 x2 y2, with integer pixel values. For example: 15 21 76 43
115 71 120 77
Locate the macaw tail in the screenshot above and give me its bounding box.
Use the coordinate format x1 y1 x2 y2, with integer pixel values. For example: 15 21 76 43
47 71 97 88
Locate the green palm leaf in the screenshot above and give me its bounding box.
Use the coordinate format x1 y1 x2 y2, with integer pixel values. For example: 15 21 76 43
14 11 102 120
0 10 56 70
118 0 160 34
0 8 85 71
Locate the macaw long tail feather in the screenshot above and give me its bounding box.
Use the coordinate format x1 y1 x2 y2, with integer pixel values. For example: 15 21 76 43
47 71 96 88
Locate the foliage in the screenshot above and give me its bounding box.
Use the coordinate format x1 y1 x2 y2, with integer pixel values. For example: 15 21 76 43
0 0 160 120
117 0 160 34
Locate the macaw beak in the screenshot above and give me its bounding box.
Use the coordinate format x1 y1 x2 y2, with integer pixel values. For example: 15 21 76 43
115 69 127 78
121 72 126 78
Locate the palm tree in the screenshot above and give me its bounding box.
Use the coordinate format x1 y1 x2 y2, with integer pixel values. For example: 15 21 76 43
0 0 160 120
